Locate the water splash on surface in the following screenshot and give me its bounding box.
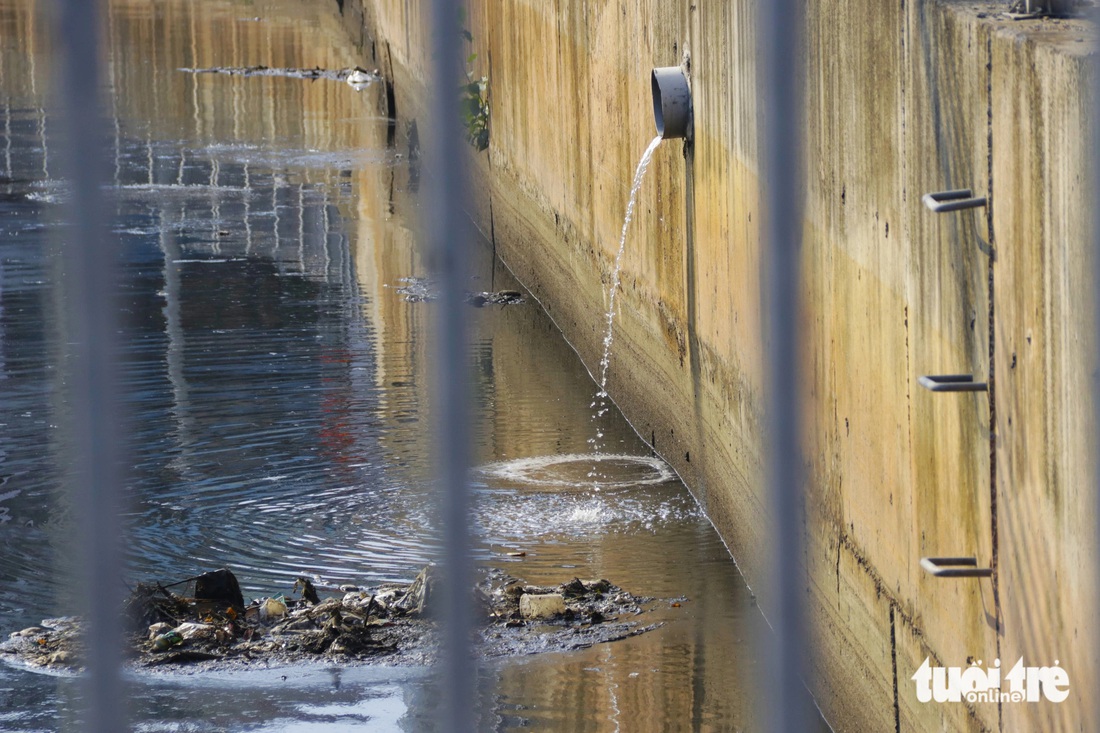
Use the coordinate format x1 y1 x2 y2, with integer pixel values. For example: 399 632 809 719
475 454 690 541
479 453 675 491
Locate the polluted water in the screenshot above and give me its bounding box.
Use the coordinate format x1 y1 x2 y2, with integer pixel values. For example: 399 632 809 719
586 135 663 482
0 2 844 729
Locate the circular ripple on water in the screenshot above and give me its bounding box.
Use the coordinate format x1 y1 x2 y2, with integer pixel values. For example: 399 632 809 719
479 453 676 491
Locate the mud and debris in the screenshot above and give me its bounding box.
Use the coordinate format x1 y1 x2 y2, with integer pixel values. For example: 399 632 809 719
1 566 661 674
465 290 527 308
395 277 527 307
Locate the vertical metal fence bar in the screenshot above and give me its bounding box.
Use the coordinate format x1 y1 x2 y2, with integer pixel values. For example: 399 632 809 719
427 0 475 731
758 0 812 731
51 1 125 731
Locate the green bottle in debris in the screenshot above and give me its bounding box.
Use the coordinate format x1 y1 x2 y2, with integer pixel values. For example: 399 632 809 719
152 631 183 651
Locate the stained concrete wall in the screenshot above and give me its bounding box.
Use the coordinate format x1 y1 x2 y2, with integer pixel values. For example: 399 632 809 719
338 1 1096 730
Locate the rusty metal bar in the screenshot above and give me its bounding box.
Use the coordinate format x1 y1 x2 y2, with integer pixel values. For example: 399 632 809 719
427 0 475 730
759 0 814 729
51 0 126 731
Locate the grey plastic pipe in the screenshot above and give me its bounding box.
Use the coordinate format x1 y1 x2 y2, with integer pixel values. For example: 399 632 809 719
651 66 692 140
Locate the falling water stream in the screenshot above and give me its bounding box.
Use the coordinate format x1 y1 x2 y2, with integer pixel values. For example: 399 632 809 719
597 135 663 395
586 135 663 473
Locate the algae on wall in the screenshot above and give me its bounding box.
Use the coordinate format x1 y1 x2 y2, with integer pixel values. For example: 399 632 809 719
337 0 1097 729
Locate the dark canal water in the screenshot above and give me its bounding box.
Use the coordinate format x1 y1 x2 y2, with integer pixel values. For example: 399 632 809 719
0 1 828 730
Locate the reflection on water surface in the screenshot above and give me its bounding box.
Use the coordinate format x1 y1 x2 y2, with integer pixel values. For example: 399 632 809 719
0 1 828 730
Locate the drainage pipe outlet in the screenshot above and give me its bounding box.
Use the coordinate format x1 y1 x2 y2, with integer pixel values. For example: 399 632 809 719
651 66 692 140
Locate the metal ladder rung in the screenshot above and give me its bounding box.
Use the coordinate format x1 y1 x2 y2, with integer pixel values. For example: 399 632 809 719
921 556 992 578
922 189 987 213
918 374 988 392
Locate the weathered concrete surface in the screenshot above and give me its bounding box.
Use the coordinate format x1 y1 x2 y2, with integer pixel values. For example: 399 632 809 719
991 20 1097 733
338 0 1096 729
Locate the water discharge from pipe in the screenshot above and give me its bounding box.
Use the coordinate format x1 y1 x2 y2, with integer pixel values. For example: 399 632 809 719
587 135 663 476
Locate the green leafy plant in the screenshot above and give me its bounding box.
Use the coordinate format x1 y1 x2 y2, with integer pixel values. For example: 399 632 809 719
462 69 489 152
459 10 489 152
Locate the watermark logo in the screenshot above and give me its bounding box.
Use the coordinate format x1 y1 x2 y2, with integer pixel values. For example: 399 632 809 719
912 658 1069 704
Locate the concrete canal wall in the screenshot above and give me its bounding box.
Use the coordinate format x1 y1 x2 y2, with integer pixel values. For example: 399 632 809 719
336 1 1096 729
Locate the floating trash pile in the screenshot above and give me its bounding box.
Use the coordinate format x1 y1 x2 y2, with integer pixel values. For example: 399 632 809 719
178 65 382 90
1 567 662 673
394 276 527 307
478 569 663 657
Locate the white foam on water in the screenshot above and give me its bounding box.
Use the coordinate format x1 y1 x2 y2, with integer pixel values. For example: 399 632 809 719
566 501 610 524
479 453 675 490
